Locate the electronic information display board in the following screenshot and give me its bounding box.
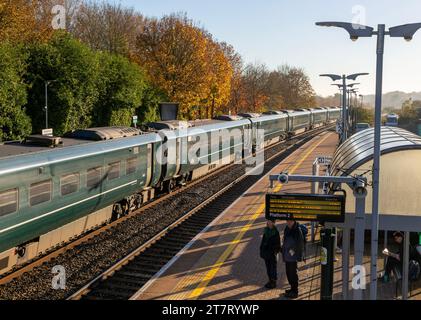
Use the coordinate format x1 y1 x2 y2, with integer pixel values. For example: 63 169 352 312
266 193 345 223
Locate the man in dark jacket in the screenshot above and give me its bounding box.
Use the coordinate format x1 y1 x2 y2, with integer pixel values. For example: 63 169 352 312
260 219 281 289
281 220 305 299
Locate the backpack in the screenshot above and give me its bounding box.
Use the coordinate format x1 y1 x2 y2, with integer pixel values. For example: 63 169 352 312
409 260 421 281
299 224 308 242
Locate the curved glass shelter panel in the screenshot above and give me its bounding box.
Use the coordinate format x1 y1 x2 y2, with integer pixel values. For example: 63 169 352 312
331 127 421 176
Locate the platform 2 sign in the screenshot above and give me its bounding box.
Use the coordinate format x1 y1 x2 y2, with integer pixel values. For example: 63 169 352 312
265 193 345 223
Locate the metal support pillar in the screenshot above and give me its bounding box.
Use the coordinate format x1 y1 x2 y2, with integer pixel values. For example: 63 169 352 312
353 187 367 300
321 228 335 300
342 225 351 300
311 160 321 242
370 24 386 300
402 231 410 300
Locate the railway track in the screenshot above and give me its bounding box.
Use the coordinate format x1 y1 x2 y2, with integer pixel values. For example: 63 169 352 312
68 126 334 300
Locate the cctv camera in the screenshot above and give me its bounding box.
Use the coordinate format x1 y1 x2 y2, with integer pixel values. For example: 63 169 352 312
404 36 413 42
278 173 289 184
353 180 367 197
350 35 359 42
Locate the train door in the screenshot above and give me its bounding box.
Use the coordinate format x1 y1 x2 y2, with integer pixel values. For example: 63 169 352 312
145 144 153 187
244 123 253 158
175 138 181 177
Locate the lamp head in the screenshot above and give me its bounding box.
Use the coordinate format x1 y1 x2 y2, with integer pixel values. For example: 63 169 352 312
389 23 421 41
316 21 374 40
320 73 342 81
347 73 369 81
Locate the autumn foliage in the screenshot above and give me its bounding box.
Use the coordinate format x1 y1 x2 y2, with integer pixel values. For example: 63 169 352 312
135 14 233 119
0 1 317 141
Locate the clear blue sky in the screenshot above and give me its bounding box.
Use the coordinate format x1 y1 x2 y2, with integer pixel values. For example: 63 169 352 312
121 0 421 97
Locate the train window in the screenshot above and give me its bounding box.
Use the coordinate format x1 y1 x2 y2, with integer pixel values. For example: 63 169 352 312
60 173 80 196
30 180 51 206
0 188 18 217
126 157 138 175
87 167 102 188
107 162 120 180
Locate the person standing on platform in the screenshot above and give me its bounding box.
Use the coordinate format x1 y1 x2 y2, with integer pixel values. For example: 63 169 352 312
281 220 306 299
260 219 281 289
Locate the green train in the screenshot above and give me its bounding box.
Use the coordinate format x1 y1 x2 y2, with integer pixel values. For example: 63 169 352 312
0 108 341 274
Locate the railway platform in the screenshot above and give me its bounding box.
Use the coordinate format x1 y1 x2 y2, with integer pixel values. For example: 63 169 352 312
132 131 340 300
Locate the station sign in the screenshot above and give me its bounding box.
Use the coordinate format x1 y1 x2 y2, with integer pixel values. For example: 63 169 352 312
42 128 53 136
265 193 345 223
132 115 138 128
316 156 332 166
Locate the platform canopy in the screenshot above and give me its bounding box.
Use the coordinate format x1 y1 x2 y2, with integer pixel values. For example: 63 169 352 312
331 127 421 216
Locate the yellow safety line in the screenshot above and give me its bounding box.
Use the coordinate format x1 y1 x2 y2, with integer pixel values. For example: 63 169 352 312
188 132 332 299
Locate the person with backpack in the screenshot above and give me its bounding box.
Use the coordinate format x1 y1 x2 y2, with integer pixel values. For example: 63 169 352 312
281 220 307 299
260 219 281 289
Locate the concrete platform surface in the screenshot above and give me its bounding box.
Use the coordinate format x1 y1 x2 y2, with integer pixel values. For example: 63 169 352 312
132 131 339 300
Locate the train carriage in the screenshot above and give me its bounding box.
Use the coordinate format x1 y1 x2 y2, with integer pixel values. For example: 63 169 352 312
0 129 162 273
310 108 329 128
327 107 342 123
151 118 252 185
289 109 312 134
248 114 289 148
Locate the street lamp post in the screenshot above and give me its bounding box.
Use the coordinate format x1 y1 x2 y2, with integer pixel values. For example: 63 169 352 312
44 80 57 129
353 89 360 131
317 21 421 300
323 74 366 143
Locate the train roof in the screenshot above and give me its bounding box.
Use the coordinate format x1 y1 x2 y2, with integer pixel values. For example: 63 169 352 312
213 115 245 121
0 127 145 160
0 130 161 175
64 127 142 141
157 117 252 140
248 113 288 123
238 113 261 118
0 138 93 159
262 110 285 115
145 121 192 131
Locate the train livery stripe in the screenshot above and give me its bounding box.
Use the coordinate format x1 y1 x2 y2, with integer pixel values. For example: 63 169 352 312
0 180 138 235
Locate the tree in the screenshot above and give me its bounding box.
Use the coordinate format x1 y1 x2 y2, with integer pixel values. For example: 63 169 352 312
25 32 100 136
0 42 31 141
93 53 148 127
397 99 420 132
315 94 341 108
72 0 144 58
201 34 233 118
265 65 316 109
220 42 243 115
138 86 165 123
135 13 232 119
241 63 269 112
0 0 61 44
354 106 374 125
